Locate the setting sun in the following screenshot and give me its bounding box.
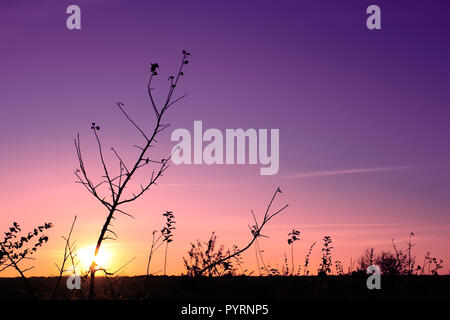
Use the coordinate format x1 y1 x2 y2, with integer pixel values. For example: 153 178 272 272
77 245 113 271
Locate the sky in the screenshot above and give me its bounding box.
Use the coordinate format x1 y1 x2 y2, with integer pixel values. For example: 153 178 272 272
1 0 449 277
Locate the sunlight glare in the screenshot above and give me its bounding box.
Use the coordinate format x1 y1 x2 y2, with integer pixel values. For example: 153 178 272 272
77 245 112 270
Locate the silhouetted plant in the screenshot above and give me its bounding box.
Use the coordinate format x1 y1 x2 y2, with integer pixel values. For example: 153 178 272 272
376 251 406 275
357 247 375 273
318 236 333 276
162 211 176 276
355 233 421 276
357 244 407 276
354 235 445 276
295 264 302 276
0 221 53 298
266 256 290 276
254 238 269 276
282 253 290 276
146 211 176 278
406 232 416 275
386 238 409 275
303 241 316 276
74 51 191 299
146 230 163 277
183 232 238 276
231 244 249 276
287 229 300 276
335 260 344 275
418 251 444 275
429 257 443 276
51 216 79 299
184 188 288 277
348 257 355 274
267 267 281 276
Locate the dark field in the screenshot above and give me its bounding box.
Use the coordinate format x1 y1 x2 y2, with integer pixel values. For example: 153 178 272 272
0 275 449 300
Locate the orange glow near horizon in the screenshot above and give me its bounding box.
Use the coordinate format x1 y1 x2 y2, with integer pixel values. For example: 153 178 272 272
1 155 450 278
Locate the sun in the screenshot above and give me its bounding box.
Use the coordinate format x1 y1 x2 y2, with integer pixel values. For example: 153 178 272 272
77 245 112 270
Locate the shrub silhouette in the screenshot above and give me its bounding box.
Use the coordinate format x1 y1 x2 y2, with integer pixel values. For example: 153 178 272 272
0 221 53 298
418 251 444 275
184 232 239 276
184 188 288 276
376 251 407 275
355 233 444 276
318 236 333 276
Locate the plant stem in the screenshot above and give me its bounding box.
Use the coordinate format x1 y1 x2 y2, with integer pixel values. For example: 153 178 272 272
291 243 294 276
164 241 169 276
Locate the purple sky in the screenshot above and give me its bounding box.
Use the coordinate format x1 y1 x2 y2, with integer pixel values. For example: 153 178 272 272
1 0 449 275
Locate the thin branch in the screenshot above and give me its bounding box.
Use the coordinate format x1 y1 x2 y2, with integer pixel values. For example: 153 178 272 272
93 129 116 202
116 102 149 141
111 147 130 175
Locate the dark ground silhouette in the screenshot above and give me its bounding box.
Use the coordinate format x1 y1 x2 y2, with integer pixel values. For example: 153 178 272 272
1 275 449 300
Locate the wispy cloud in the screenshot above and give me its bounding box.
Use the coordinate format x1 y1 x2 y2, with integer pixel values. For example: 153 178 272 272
285 165 414 179
161 182 239 187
